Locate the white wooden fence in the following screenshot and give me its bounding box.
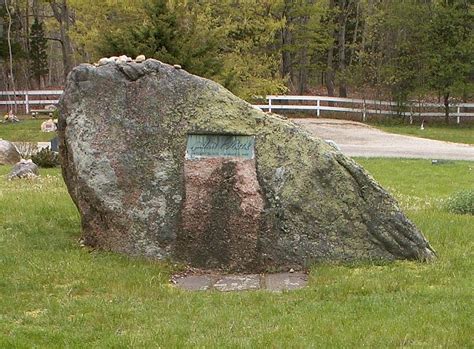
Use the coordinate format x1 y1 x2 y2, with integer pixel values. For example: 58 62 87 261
2 90 474 123
254 95 474 124
0 90 62 114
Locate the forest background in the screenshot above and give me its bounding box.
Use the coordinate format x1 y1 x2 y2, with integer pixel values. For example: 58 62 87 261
1 0 472 112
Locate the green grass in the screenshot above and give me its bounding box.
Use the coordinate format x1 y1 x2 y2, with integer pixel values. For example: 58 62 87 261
0 119 55 142
371 123 474 144
1 159 473 348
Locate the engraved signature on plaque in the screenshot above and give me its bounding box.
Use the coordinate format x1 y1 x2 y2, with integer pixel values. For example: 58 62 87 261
186 134 255 159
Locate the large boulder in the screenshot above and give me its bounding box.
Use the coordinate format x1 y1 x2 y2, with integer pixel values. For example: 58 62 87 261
59 59 435 272
0 139 21 165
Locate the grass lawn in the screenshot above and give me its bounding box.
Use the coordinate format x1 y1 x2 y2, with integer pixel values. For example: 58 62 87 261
0 119 55 142
370 123 474 145
0 159 473 347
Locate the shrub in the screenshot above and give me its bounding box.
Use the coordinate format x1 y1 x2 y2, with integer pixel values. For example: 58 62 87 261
444 190 474 215
31 147 60 168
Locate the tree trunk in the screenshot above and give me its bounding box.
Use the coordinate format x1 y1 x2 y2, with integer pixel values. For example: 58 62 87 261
50 0 74 82
337 0 349 97
337 15 347 97
281 27 292 80
443 92 450 124
297 47 308 94
325 62 336 96
279 0 294 88
5 0 17 113
349 1 360 67
325 0 336 97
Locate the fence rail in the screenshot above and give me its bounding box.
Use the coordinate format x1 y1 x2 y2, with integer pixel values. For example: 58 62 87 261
2 91 474 123
0 90 62 114
254 95 474 124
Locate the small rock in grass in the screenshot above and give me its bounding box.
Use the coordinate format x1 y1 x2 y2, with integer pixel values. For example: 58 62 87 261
41 119 57 132
8 159 39 180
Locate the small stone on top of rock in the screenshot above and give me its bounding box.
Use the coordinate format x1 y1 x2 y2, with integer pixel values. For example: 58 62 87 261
97 57 111 66
96 54 147 66
135 55 146 63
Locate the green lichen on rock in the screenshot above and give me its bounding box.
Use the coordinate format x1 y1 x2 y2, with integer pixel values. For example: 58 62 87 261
59 59 435 272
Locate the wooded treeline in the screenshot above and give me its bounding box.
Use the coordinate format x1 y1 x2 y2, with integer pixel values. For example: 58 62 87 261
1 0 473 107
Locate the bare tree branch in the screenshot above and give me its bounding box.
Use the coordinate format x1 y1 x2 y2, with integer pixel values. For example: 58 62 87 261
4 0 17 112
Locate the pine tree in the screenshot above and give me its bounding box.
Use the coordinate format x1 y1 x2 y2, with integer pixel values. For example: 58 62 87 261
30 17 49 87
427 1 473 123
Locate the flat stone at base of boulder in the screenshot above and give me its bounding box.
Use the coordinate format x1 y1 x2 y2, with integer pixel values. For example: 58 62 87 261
214 275 261 292
173 272 308 292
264 272 308 292
175 275 213 291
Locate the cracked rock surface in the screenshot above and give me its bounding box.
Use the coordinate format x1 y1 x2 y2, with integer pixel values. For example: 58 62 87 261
59 59 435 272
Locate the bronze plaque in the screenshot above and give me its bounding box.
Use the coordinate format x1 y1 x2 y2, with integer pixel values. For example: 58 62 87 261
186 134 255 159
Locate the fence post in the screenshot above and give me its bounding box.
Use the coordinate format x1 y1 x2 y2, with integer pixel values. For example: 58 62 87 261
419 100 423 124
316 98 320 117
362 99 367 122
25 91 29 114
268 97 272 113
456 106 460 124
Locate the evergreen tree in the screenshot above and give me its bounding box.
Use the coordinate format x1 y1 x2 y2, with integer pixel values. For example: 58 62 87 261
278 0 332 94
427 1 473 123
97 0 286 100
30 17 49 87
348 1 431 103
98 0 220 78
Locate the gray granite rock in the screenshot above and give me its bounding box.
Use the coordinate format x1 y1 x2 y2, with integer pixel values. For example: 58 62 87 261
214 275 261 292
175 275 213 291
58 59 435 272
8 159 39 179
264 272 308 292
0 139 21 165
173 272 309 292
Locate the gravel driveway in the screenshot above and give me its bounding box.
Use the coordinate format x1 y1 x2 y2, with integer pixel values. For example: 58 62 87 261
293 118 474 161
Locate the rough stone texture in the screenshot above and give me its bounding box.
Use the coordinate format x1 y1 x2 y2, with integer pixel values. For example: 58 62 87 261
264 272 308 292
8 159 39 179
59 59 436 272
173 272 308 292
214 275 261 292
177 158 265 270
175 275 213 291
0 139 21 165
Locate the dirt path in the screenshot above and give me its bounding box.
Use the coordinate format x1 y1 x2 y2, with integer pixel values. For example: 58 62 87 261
293 118 474 161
